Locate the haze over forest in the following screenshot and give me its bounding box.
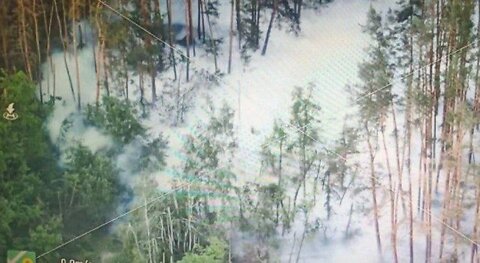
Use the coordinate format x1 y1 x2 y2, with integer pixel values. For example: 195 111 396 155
1 0 480 262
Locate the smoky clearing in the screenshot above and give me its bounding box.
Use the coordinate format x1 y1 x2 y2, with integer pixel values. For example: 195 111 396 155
1 0 480 263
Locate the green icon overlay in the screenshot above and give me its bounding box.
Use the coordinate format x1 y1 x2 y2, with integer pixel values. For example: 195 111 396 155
7 250 36 263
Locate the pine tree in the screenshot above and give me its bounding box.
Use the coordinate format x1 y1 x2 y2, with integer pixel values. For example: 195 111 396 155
286 84 321 210
261 120 289 227
183 101 237 199
354 7 396 256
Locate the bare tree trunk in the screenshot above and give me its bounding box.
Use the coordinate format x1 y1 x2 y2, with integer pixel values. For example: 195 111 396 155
345 204 354 239
187 0 195 56
297 0 303 20
152 0 160 103
53 0 76 103
94 3 103 106
128 224 144 261
425 4 437 259
471 187 480 263
103 48 110 97
255 0 261 48
200 0 206 43
124 59 129 100
439 168 452 260
33 0 43 102
143 180 154 263
295 215 308 263
185 0 191 82
139 67 145 113
365 122 382 254
228 0 235 73
61 0 69 42
404 31 415 262
381 126 398 263
424 109 434 263
0 5 9 70
175 66 183 126
439 13 460 259
288 232 297 263
236 0 242 48
261 0 277 55
203 0 218 72
19 0 33 80
93 40 99 106
188 186 193 251
391 102 405 215
473 0 480 129
197 0 203 41
72 0 82 110
167 206 175 262
151 71 157 103
166 0 177 80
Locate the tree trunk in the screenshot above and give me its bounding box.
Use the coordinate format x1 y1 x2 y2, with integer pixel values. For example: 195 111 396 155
187 0 195 56
365 122 382 254
261 0 277 55
94 4 103 105
276 138 284 225
139 67 145 114
103 48 110 97
295 214 308 263
167 206 175 262
19 0 33 80
471 187 480 263
0 5 9 70
236 0 242 48
166 0 177 80
200 0 206 43
124 60 128 101
255 0 261 48
43 0 55 98
391 102 405 215
381 126 398 263
228 0 235 73
404 25 415 262
143 180 154 263
185 0 191 81
33 0 43 102
203 0 218 72
72 0 82 110
197 0 203 41
93 39 99 106
53 0 76 103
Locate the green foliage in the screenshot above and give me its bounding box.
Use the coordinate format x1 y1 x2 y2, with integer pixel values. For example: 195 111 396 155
287 85 321 190
0 72 54 175
261 119 288 173
235 182 283 261
289 85 321 143
115 190 220 263
0 72 61 260
29 216 63 257
184 102 237 191
356 7 394 125
255 184 285 235
110 224 145 263
258 84 324 240
85 96 145 144
177 237 228 263
134 135 169 174
61 144 121 230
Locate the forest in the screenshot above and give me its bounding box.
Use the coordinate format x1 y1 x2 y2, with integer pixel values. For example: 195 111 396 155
1 0 480 262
